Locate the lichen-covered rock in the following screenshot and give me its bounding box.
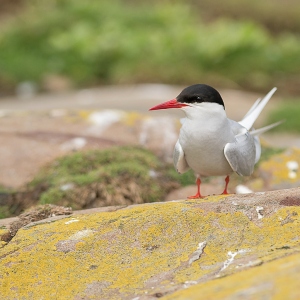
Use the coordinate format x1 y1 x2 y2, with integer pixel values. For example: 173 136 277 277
259 148 300 190
0 188 300 299
166 251 300 300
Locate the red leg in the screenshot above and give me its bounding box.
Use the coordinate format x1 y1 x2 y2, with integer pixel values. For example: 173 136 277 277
188 177 203 199
221 175 230 195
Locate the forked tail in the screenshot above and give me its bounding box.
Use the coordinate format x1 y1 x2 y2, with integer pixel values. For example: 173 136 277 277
239 87 277 130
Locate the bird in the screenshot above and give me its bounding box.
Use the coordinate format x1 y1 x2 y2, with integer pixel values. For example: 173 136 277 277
149 84 282 198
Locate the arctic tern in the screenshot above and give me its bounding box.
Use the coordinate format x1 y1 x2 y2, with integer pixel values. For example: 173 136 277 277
149 84 282 198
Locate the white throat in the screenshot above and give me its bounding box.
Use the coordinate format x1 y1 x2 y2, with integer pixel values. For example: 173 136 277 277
181 102 226 122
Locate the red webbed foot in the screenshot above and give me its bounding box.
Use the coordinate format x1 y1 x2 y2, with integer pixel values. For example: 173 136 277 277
187 177 203 199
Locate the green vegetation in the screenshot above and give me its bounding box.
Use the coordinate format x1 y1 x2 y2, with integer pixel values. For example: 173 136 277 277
266 100 300 133
0 0 300 92
0 206 11 219
0 186 13 218
28 146 194 209
190 0 300 35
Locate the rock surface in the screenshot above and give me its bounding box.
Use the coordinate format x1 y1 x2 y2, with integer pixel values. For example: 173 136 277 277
1 188 300 299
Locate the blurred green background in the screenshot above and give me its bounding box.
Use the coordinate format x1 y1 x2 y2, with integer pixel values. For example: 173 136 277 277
1 0 300 219
0 0 300 95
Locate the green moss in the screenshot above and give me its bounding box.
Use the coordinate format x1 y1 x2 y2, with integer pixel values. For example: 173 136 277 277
31 146 160 185
39 188 66 205
0 206 11 219
28 146 183 209
70 171 101 186
0 186 19 219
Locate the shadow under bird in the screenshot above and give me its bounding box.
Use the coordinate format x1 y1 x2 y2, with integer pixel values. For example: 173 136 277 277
149 84 282 198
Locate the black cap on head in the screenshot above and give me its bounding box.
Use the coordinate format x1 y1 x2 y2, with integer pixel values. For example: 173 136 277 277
176 84 225 109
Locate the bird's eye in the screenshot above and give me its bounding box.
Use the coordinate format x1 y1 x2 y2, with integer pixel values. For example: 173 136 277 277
185 95 203 103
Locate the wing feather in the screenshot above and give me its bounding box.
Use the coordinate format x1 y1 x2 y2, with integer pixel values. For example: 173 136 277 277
224 131 256 176
173 140 190 174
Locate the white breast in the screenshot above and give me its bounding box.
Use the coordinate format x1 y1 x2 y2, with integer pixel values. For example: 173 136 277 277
179 103 235 176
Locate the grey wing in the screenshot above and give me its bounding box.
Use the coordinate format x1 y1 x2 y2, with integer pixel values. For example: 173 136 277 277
224 131 256 176
254 135 261 163
173 140 190 174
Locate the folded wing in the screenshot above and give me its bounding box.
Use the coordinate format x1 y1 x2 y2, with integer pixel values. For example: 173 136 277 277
173 140 190 174
225 88 283 176
224 129 256 176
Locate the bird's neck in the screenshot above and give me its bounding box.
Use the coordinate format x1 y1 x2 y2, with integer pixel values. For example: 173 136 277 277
180 104 234 146
183 103 227 124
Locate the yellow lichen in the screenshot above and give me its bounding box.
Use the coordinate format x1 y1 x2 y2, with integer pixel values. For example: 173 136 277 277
166 252 300 300
260 148 300 185
122 111 144 126
0 197 299 299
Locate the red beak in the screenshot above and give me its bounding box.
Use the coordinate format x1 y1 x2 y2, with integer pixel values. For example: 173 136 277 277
149 99 188 111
